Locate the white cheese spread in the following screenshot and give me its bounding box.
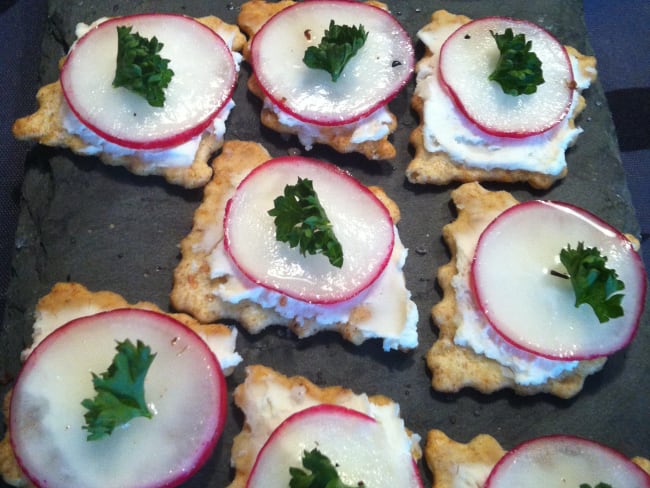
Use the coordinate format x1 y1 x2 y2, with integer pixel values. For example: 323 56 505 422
236 370 421 475
451 208 579 385
264 98 395 150
206 226 419 351
416 22 592 175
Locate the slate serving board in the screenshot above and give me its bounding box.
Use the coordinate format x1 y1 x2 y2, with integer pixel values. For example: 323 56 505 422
1 1 648 487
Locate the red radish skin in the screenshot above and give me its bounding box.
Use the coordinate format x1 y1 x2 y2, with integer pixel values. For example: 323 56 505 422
439 17 574 138
485 435 650 488
247 404 423 488
470 201 646 360
224 156 395 304
250 0 414 126
10 308 227 488
61 14 237 150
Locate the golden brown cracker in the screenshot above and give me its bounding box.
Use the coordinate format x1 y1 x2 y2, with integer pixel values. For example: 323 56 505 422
12 16 245 189
425 429 650 488
228 364 420 488
237 0 399 160
170 139 407 346
406 10 597 189
428 182 607 398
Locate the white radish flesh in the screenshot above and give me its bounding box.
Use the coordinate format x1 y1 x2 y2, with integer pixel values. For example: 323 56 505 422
439 17 574 137
224 156 395 304
61 14 237 149
486 435 650 488
247 404 422 488
471 201 646 360
10 308 227 488
250 0 413 125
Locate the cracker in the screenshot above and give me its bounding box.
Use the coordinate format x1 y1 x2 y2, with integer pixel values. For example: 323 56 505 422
170 140 417 350
424 429 650 488
237 0 399 160
407 10 598 189
428 182 607 398
0 281 241 487
12 16 245 189
228 364 421 488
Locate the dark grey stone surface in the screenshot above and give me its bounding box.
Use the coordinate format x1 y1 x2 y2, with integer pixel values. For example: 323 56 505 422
1 1 648 487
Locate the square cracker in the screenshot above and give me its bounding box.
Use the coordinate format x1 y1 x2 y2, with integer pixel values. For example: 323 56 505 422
424 429 650 488
237 0 399 160
228 364 421 488
170 140 409 347
12 16 245 189
0 281 240 487
428 182 607 398
406 10 598 189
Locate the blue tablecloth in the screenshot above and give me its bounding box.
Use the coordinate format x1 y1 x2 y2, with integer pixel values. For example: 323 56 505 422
1 0 648 321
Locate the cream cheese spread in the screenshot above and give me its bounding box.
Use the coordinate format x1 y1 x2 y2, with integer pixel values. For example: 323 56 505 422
207 226 419 351
61 17 242 168
23 303 243 374
236 370 421 475
451 207 579 385
264 98 395 150
416 22 593 175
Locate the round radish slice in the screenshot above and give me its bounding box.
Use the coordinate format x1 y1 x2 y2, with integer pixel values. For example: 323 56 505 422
471 201 646 360
485 435 650 488
439 17 574 137
60 14 237 150
247 404 422 488
10 308 227 488
250 0 414 125
224 156 395 304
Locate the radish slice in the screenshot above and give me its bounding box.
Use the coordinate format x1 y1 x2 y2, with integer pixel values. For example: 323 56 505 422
250 0 413 126
224 156 395 304
247 404 422 488
439 17 574 137
60 14 237 150
10 309 227 488
485 435 650 488
471 201 646 360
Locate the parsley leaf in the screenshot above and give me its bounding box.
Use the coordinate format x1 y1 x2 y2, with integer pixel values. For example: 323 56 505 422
289 449 362 488
267 177 344 268
303 20 368 82
488 28 544 96
580 483 613 488
559 242 625 323
112 25 174 107
81 339 156 441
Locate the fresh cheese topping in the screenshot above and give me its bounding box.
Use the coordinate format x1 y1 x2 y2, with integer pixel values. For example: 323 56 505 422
450 205 579 385
235 368 421 478
264 98 395 150
416 20 593 175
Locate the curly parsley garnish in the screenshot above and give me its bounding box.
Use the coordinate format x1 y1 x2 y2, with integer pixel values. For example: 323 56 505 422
113 25 174 107
580 483 613 488
81 339 156 441
267 177 343 268
303 20 368 82
289 448 363 488
488 28 544 95
558 242 625 323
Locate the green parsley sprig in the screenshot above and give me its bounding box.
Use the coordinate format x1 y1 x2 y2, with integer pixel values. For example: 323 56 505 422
580 483 613 488
558 242 625 323
488 28 544 96
113 25 174 107
267 177 344 268
289 448 363 488
81 339 156 441
303 20 368 82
